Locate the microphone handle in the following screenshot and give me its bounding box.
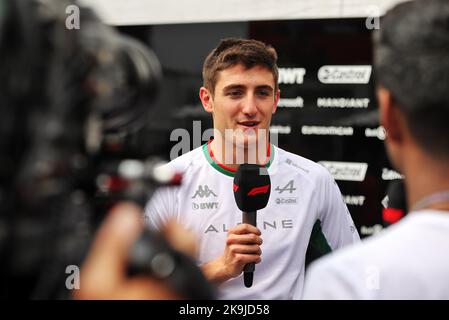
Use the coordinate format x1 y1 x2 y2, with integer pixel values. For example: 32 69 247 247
242 211 256 287
242 210 257 227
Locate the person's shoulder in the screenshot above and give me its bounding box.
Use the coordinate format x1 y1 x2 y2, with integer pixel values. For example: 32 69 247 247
273 145 332 180
309 216 416 273
303 238 368 299
310 236 368 271
164 145 205 172
304 234 374 299
306 213 449 299
145 147 205 205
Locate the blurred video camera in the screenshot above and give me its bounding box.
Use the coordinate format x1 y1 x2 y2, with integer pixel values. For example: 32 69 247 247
0 0 214 299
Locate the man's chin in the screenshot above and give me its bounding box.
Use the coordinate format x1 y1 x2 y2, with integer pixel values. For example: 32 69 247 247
234 135 258 149
219 127 269 149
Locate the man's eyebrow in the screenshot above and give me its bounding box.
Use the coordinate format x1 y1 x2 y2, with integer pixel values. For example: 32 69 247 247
222 84 274 91
222 84 245 91
255 85 274 91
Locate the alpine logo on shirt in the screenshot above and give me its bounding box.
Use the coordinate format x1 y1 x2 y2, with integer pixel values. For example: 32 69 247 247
275 180 296 194
205 219 294 233
274 180 298 205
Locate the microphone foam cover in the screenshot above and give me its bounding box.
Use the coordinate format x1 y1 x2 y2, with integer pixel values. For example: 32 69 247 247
233 164 270 212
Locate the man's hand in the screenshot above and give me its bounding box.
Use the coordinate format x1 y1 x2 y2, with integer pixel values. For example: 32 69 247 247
74 202 197 299
201 223 262 285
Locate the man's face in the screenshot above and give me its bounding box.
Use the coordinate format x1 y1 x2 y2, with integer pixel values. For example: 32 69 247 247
200 63 280 148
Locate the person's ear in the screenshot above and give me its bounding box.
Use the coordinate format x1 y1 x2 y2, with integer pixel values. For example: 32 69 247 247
272 89 280 114
377 86 403 144
199 87 213 113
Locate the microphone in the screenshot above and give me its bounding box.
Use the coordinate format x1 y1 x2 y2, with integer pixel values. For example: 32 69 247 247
382 179 408 226
233 164 270 288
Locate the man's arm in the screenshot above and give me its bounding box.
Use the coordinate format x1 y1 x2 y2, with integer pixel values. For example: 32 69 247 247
146 187 262 285
316 169 360 250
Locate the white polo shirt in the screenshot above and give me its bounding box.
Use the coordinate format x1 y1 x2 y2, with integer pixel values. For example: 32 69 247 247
145 141 360 299
303 210 449 299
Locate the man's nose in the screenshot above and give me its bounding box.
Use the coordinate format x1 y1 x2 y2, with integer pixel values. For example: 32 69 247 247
241 95 258 116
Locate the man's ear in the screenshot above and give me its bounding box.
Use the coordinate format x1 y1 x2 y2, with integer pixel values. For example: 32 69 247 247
272 89 280 114
377 86 403 144
199 87 213 113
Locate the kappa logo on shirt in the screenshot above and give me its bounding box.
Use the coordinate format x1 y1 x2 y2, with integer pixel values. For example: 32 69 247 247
192 185 219 211
192 185 217 199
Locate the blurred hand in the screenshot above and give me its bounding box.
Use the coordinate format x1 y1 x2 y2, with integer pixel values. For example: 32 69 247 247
73 202 197 300
201 223 262 284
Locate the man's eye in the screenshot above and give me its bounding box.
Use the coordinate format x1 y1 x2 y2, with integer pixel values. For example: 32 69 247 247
257 91 270 96
227 91 242 97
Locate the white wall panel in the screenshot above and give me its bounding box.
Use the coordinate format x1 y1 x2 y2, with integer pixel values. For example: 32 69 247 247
80 0 410 25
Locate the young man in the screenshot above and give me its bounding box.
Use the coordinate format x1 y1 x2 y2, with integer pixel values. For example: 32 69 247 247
303 0 449 299
145 38 360 299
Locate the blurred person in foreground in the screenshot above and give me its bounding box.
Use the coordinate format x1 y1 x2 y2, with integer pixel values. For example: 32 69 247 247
74 203 197 300
0 0 205 300
303 0 449 299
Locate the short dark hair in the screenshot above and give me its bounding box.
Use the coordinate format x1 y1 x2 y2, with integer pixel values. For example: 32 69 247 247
202 38 279 95
374 0 449 157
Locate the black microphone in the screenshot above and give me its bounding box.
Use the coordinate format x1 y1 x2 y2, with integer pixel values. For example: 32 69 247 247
382 179 408 226
233 164 270 288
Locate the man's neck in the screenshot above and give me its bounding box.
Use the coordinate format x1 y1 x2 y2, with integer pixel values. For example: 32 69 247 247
210 138 270 171
403 150 449 212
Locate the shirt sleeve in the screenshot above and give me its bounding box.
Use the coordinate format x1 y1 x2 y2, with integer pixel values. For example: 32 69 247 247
316 169 361 250
144 185 179 231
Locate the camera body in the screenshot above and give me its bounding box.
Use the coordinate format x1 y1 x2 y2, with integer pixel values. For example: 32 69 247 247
0 0 214 299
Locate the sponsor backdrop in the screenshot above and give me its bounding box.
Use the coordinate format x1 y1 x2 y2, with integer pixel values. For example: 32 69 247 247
119 18 402 238
251 19 394 238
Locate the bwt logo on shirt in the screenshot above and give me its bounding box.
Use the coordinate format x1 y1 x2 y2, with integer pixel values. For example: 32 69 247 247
318 65 372 84
192 185 217 198
192 202 219 210
192 185 219 211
